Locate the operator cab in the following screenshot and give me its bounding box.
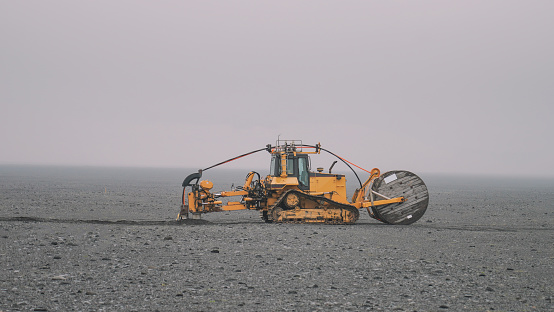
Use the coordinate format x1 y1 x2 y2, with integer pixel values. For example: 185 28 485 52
269 153 310 191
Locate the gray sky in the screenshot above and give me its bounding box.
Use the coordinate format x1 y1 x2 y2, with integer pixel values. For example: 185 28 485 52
1 1 553 177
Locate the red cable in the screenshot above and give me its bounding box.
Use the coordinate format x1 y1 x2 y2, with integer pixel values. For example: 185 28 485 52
299 144 372 174
335 156 372 174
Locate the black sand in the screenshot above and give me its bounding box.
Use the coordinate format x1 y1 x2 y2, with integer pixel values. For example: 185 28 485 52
1 166 552 311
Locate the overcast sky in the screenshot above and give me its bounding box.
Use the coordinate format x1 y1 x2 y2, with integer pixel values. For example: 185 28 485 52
1 1 553 177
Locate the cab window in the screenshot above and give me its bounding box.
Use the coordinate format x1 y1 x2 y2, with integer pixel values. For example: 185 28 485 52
270 156 276 176
270 156 281 176
286 157 294 175
298 157 309 187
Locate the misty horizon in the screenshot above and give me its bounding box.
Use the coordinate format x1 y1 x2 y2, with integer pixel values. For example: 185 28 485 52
1 1 553 177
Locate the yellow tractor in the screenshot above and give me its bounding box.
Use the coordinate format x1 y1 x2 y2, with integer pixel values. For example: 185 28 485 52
178 140 429 225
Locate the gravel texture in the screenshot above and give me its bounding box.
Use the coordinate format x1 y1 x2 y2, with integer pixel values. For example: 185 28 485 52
1 166 553 311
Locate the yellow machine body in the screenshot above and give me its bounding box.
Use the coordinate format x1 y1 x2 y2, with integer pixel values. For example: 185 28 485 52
178 140 428 225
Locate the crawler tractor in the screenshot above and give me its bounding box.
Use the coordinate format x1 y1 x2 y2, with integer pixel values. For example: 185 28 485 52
178 140 429 225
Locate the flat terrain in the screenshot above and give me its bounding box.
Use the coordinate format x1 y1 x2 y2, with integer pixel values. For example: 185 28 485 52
1 166 553 311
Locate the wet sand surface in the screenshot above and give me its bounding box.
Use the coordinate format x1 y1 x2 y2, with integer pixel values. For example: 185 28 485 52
1 166 553 311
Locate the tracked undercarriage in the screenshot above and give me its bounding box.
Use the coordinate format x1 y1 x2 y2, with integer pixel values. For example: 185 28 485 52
263 190 359 224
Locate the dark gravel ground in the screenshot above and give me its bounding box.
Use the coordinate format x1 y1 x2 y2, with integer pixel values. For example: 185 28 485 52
1 166 553 311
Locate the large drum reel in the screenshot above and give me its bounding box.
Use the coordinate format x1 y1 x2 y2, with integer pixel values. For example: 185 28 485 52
370 170 429 225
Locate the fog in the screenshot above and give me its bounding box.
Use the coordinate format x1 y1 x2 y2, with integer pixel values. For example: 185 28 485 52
1 1 553 177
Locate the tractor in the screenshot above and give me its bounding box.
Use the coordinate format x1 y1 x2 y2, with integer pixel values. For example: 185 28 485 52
178 140 429 225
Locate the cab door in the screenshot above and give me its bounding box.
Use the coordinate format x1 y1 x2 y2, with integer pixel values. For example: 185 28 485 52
297 156 310 191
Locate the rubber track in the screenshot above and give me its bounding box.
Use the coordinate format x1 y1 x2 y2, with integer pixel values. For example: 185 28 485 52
267 190 359 224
